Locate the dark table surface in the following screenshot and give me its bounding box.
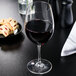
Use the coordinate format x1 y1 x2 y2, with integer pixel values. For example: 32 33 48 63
0 0 76 76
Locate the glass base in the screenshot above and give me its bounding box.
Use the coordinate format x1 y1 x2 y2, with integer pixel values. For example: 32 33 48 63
27 59 52 74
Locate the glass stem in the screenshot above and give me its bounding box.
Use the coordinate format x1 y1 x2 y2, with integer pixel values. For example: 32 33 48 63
37 45 41 63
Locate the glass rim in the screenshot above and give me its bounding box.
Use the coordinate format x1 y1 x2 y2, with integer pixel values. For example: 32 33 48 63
26 1 52 10
30 1 51 5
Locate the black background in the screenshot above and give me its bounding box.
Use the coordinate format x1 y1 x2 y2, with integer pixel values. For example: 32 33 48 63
0 0 76 76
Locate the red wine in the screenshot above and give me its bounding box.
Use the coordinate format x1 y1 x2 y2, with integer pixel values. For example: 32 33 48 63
25 20 53 44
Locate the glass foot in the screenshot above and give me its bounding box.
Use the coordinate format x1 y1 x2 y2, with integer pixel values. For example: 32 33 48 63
27 59 52 74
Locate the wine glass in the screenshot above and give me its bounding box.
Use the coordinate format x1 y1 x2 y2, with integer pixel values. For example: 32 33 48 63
25 1 54 74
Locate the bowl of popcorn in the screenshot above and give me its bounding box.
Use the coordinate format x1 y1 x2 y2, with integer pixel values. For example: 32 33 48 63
0 18 22 38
